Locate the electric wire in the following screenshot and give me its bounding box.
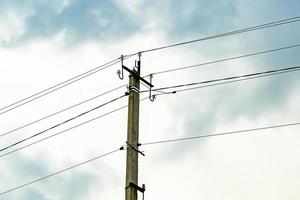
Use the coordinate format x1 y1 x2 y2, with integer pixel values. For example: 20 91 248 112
2 122 299 196
149 43 300 76
2 123 299 196
2 15 300 114
141 65 300 93
2 66 298 155
0 83 128 138
0 58 121 116
2 15 300 196
0 53 136 116
154 68 300 96
0 97 148 158
0 146 124 196
2 16 299 115
134 16 300 54
140 122 300 146
0 94 127 153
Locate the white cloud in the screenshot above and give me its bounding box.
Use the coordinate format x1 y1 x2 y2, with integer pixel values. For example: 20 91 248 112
0 10 26 44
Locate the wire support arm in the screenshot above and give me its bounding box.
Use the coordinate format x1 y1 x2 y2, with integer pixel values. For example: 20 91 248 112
126 141 145 156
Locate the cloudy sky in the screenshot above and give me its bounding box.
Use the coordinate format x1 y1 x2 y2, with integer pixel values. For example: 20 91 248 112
0 0 300 199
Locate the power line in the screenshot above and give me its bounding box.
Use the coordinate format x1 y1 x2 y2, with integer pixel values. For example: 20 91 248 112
0 105 126 158
2 119 298 196
0 53 136 116
133 15 300 54
0 94 127 153
140 122 300 146
2 16 299 115
0 83 127 138
149 43 300 76
142 65 300 93
155 68 300 96
0 97 148 159
3 65 295 156
2 15 300 115
0 146 124 196
0 58 121 116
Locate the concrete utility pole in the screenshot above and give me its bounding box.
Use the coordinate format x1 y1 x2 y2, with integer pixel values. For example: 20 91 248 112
123 55 152 200
125 69 140 200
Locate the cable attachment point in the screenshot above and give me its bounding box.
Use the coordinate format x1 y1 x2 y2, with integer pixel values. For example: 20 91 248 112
120 146 125 150
149 74 155 102
126 141 145 156
125 182 146 200
117 55 124 80
125 182 145 192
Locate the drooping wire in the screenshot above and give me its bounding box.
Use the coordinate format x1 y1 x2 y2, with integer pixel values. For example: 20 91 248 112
140 122 300 146
0 146 125 196
0 94 128 153
0 97 149 159
148 43 300 76
0 83 128 138
0 58 121 116
141 65 300 93
132 16 300 55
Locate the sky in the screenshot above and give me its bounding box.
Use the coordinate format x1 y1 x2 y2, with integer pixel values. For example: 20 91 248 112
0 0 300 200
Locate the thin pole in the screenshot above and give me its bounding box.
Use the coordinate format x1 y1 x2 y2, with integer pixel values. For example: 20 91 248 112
125 64 140 200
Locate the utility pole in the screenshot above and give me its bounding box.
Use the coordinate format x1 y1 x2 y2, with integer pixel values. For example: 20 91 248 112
125 64 140 200
120 55 153 200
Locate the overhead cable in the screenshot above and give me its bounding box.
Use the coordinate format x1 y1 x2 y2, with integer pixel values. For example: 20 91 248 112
0 94 127 153
155 68 300 96
2 15 300 114
0 83 127 138
142 65 300 93
0 97 148 159
0 54 133 116
149 43 300 76
2 15 300 115
140 122 300 146
0 146 124 196
133 16 300 54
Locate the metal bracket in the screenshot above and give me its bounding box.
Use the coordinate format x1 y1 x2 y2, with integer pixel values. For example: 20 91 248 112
117 55 125 80
125 182 146 193
119 53 155 103
123 66 154 88
126 141 145 156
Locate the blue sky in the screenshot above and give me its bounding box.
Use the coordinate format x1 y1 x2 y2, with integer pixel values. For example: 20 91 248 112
0 1 300 200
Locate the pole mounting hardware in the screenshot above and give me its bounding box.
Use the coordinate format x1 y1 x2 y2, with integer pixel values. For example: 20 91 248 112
123 66 154 88
117 54 155 102
126 141 145 156
125 182 146 200
125 182 145 193
117 55 125 80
